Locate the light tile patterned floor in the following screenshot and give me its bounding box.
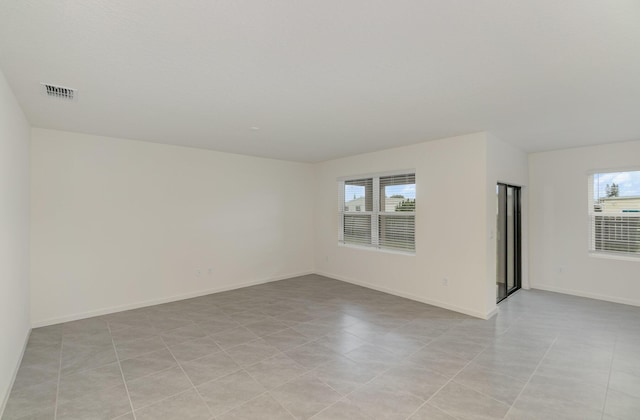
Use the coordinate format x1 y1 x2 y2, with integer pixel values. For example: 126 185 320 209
3 274 640 420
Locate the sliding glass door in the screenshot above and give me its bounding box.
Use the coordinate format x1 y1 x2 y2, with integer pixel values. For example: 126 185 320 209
496 183 521 303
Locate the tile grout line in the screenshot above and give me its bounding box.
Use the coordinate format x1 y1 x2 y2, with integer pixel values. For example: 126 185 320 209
114 346 168 366
309 314 503 420
203 322 403 419
161 336 216 419
121 363 177 387
425 404 458 420
502 336 558 419
403 346 490 420
59 324 156 379
600 333 618 420
152 327 303 391
118 340 211 414
309 334 439 420
445 325 549 409
108 322 138 420
124 388 195 416
401 310 529 420
307 365 388 420
221 334 310 419
215 343 300 419
52 334 64 420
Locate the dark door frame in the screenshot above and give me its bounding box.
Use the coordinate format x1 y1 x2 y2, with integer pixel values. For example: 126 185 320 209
497 183 522 303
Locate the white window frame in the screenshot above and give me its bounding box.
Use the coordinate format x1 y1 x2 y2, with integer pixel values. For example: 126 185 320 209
587 168 640 261
338 170 416 254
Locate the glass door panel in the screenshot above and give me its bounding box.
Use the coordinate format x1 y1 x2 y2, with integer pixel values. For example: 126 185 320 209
496 185 507 302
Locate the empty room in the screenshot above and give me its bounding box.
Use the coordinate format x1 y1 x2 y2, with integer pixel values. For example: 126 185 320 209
1 1 640 419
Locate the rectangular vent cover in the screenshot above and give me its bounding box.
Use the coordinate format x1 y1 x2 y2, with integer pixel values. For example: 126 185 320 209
41 83 77 101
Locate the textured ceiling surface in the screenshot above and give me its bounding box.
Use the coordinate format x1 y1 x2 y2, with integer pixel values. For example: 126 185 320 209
1 1 639 162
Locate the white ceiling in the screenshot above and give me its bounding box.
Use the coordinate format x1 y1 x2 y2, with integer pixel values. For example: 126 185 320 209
1 1 639 162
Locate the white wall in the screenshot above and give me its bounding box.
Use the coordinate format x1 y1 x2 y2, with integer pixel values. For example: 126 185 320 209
486 135 529 313
314 133 495 318
529 140 640 306
31 128 530 327
30 129 315 326
0 71 31 413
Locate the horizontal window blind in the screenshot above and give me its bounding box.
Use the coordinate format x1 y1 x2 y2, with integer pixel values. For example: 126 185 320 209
591 215 640 254
344 214 373 245
380 174 415 189
379 214 415 250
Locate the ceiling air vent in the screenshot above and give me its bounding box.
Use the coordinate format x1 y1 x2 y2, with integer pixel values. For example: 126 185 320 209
40 83 77 101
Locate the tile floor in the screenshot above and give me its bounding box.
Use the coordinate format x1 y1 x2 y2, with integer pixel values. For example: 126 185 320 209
3 274 640 420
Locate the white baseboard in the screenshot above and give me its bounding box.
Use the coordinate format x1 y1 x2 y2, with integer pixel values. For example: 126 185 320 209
484 307 499 320
315 271 495 320
531 283 640 307
0 327 31 418
32 270 314 328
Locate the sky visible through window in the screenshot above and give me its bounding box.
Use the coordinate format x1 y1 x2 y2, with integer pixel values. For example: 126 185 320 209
593 171 640 200
345 184 416 201
345 185 364 201
385 184 416 199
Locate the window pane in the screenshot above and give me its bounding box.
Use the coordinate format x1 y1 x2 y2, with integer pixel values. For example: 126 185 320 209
380 174 415 213
344 214 372 245
345 178 373 212
590 170 640 256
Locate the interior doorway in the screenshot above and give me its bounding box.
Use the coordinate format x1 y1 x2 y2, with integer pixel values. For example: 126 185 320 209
496 183 521 303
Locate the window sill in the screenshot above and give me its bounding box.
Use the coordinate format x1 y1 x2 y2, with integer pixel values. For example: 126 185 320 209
588 251 640 262
338 242 415 256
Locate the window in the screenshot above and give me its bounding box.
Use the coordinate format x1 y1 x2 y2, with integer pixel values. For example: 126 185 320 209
588 170 640 258
339 172 416 252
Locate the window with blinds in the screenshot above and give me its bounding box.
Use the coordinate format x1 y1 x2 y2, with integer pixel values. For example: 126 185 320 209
339 172 416 252
588 170 640 258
